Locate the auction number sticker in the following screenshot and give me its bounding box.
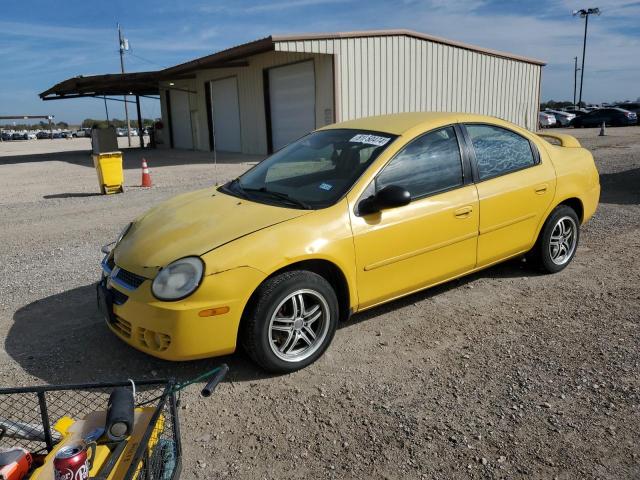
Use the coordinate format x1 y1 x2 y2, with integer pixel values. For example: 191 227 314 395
349 134 391 147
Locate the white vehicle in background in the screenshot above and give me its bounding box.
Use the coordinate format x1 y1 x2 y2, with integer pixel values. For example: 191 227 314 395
72 128 91 137
538 111 557 128
26 132 37 140
544 109 576 127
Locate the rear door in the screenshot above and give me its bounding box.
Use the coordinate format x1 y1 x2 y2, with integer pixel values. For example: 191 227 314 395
463 123 556 267
267 61 316 151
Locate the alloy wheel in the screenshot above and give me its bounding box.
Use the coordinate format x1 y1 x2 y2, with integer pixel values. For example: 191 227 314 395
549 216 578 266
268 289 330 362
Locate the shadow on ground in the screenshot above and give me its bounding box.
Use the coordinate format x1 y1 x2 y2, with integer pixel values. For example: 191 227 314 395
0 147 263 168
7 284 270 387
43 193 104 199
599 167 640 205
8 257 534 386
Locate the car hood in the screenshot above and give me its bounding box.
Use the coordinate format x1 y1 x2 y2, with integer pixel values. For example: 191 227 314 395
114 187 309 276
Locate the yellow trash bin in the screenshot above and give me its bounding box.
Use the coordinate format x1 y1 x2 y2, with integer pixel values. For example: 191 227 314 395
92 151 124 194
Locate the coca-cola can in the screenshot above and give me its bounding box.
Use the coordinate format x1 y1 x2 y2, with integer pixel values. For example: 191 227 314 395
53 441 95 480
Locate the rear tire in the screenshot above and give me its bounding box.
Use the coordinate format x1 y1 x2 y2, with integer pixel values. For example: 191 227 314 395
528 205 580 273
241 271 339 373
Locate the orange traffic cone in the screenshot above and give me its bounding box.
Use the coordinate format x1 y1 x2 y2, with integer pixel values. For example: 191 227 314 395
141 158 152 187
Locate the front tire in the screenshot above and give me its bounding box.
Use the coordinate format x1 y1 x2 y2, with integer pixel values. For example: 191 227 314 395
529 205 580 273
241 271 339 373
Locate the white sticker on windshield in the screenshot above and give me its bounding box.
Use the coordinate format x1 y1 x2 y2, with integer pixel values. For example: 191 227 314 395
349 134 391 147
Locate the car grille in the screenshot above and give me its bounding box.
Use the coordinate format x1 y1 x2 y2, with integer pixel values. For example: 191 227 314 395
102 254 147 291
111 289 129 306
113 268 146 289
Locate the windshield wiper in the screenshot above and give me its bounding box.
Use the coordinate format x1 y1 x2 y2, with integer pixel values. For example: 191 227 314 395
242 186 312 210
226 178 249 198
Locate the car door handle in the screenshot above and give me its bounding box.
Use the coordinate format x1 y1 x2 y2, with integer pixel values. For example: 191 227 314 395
454 206 473 218
534 184 548 194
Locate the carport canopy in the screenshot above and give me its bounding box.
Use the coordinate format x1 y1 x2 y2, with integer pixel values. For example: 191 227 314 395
39 71 162 100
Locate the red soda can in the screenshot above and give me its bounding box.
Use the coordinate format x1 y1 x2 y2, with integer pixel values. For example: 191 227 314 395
53 442 95 480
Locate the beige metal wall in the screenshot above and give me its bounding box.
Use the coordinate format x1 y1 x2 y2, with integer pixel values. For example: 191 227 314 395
276 36 541 130
160 50 334 154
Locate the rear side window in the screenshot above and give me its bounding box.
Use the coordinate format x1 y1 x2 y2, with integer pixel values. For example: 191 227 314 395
466 124 535 180
376 126 464 199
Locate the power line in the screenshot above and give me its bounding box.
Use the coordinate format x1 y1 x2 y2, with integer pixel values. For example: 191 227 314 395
127 51 167 69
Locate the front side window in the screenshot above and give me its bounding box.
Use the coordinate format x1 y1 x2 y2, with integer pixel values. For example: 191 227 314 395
466 124 536 180
223 129 397 209
375 126 464 199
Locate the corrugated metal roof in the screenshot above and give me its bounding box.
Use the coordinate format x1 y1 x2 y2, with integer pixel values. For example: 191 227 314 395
273 30 546 66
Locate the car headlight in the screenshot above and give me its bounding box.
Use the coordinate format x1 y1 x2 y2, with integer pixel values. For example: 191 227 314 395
116 222 133 244
152 257 204 301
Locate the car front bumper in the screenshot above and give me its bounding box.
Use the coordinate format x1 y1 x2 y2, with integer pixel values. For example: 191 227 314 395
98 257 266 361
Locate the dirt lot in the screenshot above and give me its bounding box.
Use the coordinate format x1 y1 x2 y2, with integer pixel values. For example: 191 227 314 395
0 129 638 479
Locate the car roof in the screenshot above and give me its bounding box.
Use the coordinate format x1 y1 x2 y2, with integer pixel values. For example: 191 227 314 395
322 112 501 135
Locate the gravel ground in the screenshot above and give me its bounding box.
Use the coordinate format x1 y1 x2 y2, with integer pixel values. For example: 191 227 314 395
0 128 638 479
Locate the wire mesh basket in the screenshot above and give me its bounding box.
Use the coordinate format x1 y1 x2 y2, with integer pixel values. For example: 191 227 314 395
0 379 182 480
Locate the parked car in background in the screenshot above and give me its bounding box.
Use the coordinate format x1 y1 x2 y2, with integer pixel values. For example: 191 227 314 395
59 131 73 139
52 132 62 139
571 107 637 127
11 132 27 140
36 131 51 139
26 132 37 140
615 102 640 117
538 111 557 128
544 109 576 127
116 128 128 137
99 112 600 372
1 131 12 141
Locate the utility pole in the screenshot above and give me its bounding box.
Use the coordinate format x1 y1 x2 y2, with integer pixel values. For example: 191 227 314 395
573 56 580 107
118 23 131 147
573 7 600 108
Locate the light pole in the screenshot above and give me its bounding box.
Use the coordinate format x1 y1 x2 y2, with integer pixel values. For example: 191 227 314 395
573 56 581 107
118 23 132 147
573 7 600 108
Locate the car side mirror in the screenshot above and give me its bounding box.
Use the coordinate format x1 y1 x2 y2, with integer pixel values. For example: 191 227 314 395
358 185 411 215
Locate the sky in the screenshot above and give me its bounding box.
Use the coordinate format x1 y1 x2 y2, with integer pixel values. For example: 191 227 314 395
1 0 639 124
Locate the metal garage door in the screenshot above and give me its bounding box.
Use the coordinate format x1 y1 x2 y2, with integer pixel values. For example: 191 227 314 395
210 77 241 152
268 60 315 151
170 90 193 149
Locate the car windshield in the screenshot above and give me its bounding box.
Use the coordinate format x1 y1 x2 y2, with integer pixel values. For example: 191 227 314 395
222 129 397 209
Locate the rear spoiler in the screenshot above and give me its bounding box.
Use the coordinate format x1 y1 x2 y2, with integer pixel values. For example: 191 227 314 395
537 132 582 148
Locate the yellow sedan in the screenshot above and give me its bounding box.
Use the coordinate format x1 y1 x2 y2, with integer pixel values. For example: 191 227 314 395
98 112 600 372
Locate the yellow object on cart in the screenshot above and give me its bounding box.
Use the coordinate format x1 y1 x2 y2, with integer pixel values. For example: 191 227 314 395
30 408 158 480
92 152 124 195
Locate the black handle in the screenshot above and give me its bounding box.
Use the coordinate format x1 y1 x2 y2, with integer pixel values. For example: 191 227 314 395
201 364 229 397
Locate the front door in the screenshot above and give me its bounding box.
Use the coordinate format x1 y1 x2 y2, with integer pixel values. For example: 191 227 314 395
463 123 556 266
350 126 479 308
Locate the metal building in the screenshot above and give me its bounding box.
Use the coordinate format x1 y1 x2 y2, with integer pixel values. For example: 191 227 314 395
41 30 545 155
157 30 544 155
